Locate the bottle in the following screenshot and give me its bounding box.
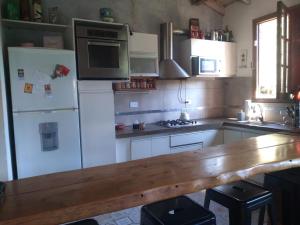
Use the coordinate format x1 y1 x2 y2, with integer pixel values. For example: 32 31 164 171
20 0 30 21
4 0 20 20
32 0 42 22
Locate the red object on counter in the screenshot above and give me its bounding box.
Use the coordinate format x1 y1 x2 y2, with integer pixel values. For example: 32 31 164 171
115 123 126 131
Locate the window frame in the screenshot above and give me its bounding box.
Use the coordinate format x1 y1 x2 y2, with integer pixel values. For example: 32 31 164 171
252 10 290 103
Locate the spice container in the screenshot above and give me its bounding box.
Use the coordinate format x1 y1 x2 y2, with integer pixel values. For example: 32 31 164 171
4 0 20 20
32 0 43 22
20 0 30 21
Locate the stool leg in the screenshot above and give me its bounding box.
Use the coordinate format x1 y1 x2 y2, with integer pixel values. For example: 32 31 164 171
242 210 252 225
229 209 242 225
258 206 266 225
204 192 211 209
267 203 276 225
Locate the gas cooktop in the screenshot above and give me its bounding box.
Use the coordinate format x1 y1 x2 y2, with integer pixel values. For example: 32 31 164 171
157 119 201 128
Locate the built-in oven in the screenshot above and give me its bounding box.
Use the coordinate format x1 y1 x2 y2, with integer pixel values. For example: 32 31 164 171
74 20 129 80
191 56 222 76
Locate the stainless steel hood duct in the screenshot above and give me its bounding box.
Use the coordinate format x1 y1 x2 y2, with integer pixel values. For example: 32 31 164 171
159 22 189 80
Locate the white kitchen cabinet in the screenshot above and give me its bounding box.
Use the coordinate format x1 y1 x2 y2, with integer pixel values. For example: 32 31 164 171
179 39 237 77
151 136 170 156
223 129 243 144
170 143 203 154
222 42 237 76
129 32 159 77
202 130 223 147
116 138 131 163
242 130 270 139
78 81 116 168
131 138 152 160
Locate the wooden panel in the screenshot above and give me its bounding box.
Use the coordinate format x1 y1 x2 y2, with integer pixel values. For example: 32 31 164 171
288 5 300 92
1 134 300 225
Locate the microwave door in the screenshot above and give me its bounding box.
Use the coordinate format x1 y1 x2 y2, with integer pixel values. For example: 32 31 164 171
200 59 217 74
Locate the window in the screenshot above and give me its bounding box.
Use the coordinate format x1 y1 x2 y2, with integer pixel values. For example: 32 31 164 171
255 17 278 99
253 1 289 101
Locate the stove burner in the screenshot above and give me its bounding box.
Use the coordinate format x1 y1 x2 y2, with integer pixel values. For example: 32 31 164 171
158 119 200 128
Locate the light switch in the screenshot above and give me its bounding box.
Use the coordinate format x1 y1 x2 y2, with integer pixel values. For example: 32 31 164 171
129 101 139 108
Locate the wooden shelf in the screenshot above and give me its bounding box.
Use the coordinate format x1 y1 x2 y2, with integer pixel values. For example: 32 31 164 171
113 77 157 92
1 19 68 32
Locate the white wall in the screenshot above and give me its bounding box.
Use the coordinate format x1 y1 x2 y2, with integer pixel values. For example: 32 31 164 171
223 0 300 77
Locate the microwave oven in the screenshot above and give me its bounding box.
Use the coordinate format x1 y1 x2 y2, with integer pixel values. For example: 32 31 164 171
74 20 129 80
191 56 222 76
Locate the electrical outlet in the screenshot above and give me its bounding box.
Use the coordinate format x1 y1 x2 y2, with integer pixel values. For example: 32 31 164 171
129 101 139 108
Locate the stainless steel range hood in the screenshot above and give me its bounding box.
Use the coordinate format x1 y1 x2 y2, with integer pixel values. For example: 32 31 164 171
159 22 189 80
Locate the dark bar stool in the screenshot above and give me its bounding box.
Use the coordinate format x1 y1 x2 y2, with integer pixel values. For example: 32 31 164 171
141 196 216 225
67 219 99 225
204 181 275 225
264 168 300 225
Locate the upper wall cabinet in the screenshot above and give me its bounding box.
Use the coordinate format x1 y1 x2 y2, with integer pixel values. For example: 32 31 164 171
179 39 237 77
129 32 159 77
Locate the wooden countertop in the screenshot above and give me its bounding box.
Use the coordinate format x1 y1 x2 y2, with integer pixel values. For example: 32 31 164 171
1 133 300 225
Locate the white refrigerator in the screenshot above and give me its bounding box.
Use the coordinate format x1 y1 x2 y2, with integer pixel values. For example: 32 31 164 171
8 47 82 179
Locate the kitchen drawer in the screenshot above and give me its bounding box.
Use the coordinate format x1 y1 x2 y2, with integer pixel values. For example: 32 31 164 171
170 131 203 147
170 143 203 154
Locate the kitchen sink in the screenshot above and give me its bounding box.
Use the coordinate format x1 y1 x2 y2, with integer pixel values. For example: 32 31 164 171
246 121 286 127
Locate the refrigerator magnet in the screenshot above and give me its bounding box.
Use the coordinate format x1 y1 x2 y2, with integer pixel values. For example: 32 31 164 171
24 83 33 94
53 64 70 78
44 84 52 96
18 69 25 80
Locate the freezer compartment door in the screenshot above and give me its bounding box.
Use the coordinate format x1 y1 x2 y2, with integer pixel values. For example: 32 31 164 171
13 110 82 179
8 47 78 111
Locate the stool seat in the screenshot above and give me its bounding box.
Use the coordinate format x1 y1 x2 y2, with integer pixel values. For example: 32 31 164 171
212 180 272 204
204 181 275 225
67 219 99 225
141 196 216 225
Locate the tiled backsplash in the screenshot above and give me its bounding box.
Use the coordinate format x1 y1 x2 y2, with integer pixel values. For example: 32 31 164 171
115 76 292 125
114 78 225 125
224 77 252 118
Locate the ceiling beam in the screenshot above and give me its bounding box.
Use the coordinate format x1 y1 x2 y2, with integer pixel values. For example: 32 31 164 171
191 0 225 16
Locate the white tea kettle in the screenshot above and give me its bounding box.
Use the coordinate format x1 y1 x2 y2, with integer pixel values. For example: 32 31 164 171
179 112 190 121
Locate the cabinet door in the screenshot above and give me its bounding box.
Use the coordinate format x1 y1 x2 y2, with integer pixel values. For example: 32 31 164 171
222 42 237 76
223 129 243 144
131 138 152 160
242 132 260 139
116 138 131 163
151 136 170 156
242 129 270 139
79 90 116 168
170 143 203 154
129 32 158 55
202 130 224 147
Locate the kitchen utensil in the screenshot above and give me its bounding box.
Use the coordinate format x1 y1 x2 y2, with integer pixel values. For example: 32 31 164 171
115 123 126 131
180 112 190 121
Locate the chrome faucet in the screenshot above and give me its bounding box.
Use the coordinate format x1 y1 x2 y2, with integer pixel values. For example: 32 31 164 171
251 104 264 123
257 104 264 123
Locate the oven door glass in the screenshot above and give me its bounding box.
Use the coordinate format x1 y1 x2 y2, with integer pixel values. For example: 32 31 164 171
200 59 216 73
88 41 120 68
76 38 129 80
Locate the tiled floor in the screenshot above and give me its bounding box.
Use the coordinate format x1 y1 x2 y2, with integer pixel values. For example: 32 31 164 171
92 190 267 225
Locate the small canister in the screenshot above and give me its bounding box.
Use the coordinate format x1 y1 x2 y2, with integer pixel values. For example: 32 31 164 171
237 110 246 121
